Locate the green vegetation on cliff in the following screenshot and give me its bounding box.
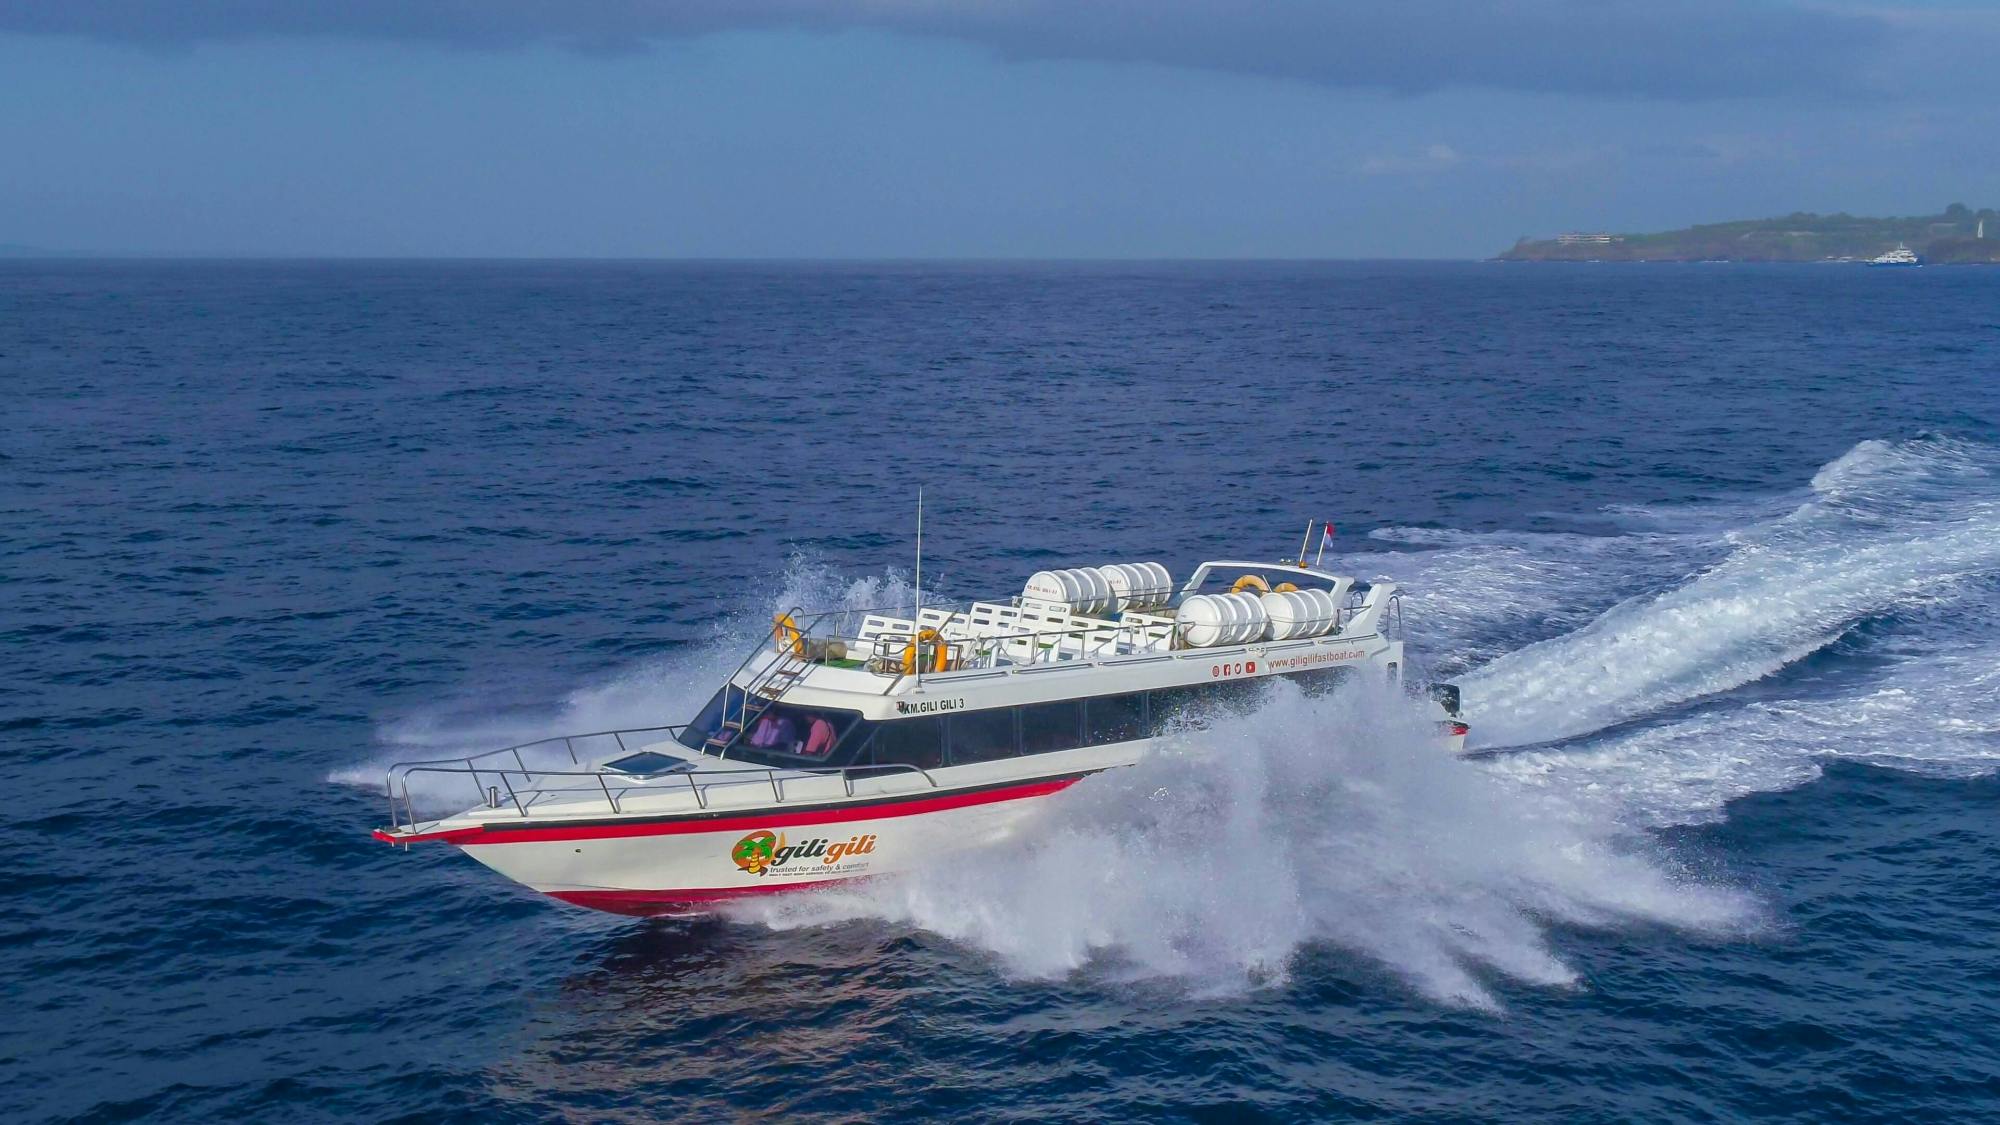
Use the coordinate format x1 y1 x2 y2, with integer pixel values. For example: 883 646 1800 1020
1501 203 2000 263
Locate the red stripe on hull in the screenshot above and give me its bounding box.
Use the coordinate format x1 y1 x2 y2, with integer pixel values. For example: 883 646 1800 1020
379 776 1081 847
547 880 841 917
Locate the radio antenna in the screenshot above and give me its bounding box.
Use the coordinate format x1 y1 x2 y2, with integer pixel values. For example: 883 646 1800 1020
913 486 924 689
1296 519 1316 567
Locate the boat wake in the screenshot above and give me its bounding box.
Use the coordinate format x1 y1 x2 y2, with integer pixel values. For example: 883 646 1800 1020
739 679 1758 1010
342 435 2000 1007
1430 435 2000 825
1458 436 2000 752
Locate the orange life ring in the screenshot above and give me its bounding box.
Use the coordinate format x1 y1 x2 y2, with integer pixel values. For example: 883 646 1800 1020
771 612 806 657
1274 582 1299 593
901 627 949 674
1231 574 1271 595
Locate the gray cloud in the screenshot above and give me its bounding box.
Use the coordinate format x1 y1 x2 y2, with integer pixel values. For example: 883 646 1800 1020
0 1 1908 100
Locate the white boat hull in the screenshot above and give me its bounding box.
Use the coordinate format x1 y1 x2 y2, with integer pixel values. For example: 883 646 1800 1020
447 775 1082 916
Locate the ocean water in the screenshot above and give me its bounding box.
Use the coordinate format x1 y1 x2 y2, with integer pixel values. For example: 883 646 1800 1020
5 260 2000 1122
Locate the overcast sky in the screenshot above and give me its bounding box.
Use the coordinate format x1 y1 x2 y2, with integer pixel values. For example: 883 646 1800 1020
3 2 1997 257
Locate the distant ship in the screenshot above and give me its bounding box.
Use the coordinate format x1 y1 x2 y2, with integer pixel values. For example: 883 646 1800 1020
1867 244 1922 268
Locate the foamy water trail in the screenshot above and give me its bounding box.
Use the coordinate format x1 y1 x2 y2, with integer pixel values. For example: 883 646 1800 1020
1459 436 2000 749
1348 525 1719 678
1482 627 2000 827
743 681 1760 1009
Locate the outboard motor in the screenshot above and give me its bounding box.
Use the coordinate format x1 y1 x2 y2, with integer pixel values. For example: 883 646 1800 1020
1426 682 1462 717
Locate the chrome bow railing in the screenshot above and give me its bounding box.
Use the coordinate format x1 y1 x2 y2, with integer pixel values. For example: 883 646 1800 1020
379 722 938 836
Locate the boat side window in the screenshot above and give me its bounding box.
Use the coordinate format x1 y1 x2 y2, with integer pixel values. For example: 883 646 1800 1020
687 699 864 768
1084 693 1146 746
820 724 875 769
867 716 945 771
949 708 1018 765
676 687 741 751
750 706 853 761
1020 700 1083 755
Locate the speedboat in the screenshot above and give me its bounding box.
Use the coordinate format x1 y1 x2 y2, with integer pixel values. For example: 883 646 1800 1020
1867 244 1922 267
373 555 1468 915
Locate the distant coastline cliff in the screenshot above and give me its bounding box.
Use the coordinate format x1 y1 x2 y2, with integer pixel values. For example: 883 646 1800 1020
1500 204 2000 263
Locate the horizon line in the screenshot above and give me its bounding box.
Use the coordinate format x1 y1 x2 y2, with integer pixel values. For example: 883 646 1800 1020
0 251 1490 263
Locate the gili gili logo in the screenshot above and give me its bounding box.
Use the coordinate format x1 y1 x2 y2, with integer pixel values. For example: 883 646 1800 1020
730 830 876 876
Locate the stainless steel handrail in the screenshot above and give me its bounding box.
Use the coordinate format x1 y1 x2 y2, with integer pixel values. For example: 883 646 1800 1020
712 583 1372 682
385 723 688 775
863 616 1185 674
382 722 687 834
384 759 940 835
708 605 816 758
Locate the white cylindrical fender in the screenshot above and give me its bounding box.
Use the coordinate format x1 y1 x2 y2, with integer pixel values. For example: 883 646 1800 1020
1176 594 1228 647
1300 588 1339 635
1101 563 1139 612
1182 591 1273 646
1261 590 1305 640
1263 587 1339 638
1209 590 1267 644
1232 591 1271 643
1102 561 1173 612
1057 567 1100 616
1024 569 1074 606
1218 591 1250 644
1024 567 1115 615
1072 566 1113 616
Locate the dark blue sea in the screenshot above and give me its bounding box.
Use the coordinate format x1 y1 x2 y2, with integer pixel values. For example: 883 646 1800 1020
6 260 2000 1122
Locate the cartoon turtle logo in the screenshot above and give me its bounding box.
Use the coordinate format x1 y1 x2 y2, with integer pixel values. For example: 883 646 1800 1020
731 830 781 875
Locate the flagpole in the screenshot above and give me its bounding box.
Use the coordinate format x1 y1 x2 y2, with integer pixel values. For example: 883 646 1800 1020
1315 520 1333 568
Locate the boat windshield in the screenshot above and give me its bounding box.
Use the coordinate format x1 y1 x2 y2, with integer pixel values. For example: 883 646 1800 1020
676 688 863 769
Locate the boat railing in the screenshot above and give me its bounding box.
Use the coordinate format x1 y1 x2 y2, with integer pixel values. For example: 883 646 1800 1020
903 598 1391 674
382 722 682 831
765 600 1182 676
771 596 1384 680
382 741 940 836
386 723 687 776
914 615 1179 671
